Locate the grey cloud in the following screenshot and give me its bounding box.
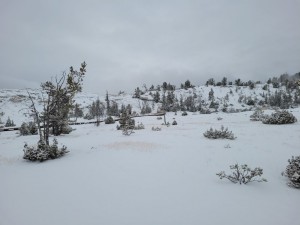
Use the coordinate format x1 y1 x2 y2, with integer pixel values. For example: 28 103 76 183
1 0 299 94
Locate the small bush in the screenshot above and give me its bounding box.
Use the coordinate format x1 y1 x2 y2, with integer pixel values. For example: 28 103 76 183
156 116 162 120
250 108 265 121
20 122 38 136
200 108 211 114
182 111 188 116
23 139 68 162
61 125 73 134
282 156 300 188
134 122 145 130
203 125 236 140
83 113 94 120
152 126 161 131
216 164 267 184
105 116 115 124
262 110 297 124
172 120 177 125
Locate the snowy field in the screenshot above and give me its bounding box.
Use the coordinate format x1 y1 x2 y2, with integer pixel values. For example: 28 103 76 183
1 110 300 225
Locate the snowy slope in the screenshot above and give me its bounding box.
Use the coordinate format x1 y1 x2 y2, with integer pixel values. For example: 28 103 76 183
0 84 293 126
0 109 299 225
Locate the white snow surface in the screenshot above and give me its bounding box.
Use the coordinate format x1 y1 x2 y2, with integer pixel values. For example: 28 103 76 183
1 109 300 225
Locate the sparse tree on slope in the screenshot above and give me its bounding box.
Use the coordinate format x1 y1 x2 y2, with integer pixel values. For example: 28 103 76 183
24 62 86 161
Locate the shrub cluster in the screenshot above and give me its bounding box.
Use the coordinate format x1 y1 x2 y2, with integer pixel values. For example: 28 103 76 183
203 125 236 140
23 139 68 162
282 156 300 188
104 116 115 124
152 126 161 131
262 110 297 124
216 164 267 184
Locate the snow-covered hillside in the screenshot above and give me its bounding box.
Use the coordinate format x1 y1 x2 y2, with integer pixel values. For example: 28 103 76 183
0 109 299 225
0 84 295 126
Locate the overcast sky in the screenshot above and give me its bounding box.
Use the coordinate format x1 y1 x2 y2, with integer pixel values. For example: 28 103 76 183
1 0 300 94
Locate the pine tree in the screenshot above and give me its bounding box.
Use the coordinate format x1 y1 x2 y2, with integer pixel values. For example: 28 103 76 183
221 77 227 86
153 91 160 103
24 62 86 161
5 117 16 127
208 88 214 101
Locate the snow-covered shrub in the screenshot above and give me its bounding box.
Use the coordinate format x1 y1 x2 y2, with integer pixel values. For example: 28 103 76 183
156 117 162 120
134 122 145 130
203 125 236 140
152 126 161 131
172 120 177 125
216 164 267 184
162 122 170 127
83 113 94 120
217 117 223 121
5 117 16 127
250 108 265 121
23 139 68 162
104 116 115 124
119 110 135 135
200 108 211 114
282 156 300 188
262 110 297 124
61 124 73 134
20 122 38 136
182 111 188 116
20 122 30 135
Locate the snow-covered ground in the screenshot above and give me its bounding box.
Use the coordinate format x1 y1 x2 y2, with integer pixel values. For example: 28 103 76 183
1 109 299 225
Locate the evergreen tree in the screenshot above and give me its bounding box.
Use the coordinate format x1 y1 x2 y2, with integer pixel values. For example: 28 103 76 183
5 117 16 127
221 77 227 86
208 88 214 101
235 78 241 86
153 91 160 103
105 91 110 112
206 78 215 86
73 103 83 121
107 101 119 116
184 80 192 89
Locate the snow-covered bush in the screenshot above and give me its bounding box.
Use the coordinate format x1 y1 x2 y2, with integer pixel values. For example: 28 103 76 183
156 116 162 120
216 164 267 184
200 108 211 114
104 116 115 124
20 122 38 136
182 111 188 116
152 126 161 131
134 122 145 130
262 110 297 124
282 156 300 188
83 113 94 120
203 125 236 140
172 120 177 125
61 124 73 134
119 110 135 135
250 108 265 121
23 139 68 162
